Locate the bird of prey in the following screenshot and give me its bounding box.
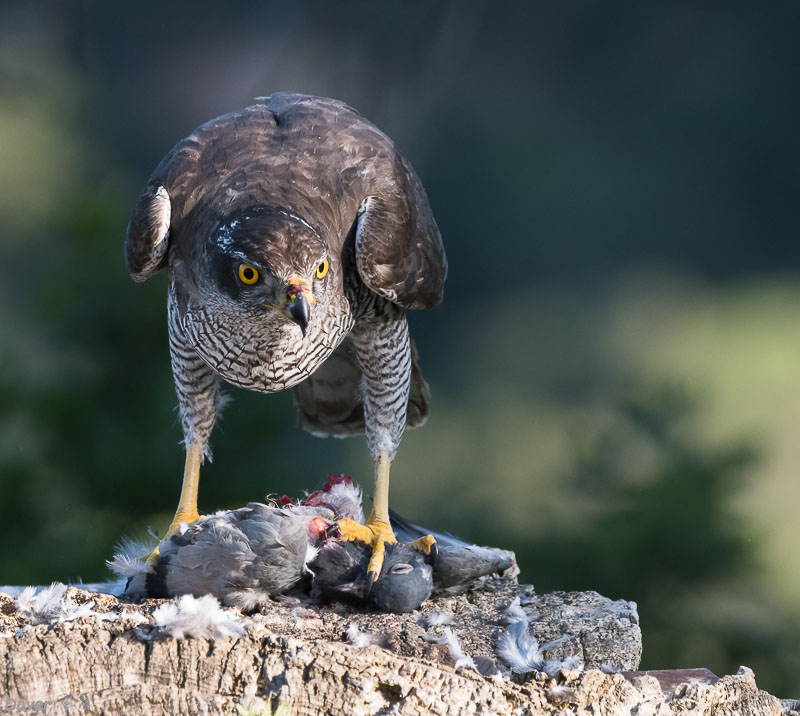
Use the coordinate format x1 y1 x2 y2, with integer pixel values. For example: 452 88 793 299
125 93 447 584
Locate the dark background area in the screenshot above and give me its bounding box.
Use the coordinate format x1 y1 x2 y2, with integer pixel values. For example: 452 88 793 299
1 0 799 695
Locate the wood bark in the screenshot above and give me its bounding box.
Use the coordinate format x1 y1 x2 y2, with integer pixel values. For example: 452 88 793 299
0 581 786 715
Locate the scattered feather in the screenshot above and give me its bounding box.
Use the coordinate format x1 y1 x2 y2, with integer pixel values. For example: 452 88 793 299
291 606 318 620
116 609 149 624
15 583 105 625
558 654 583 671
425 627 477 672
346 623 381 648
224 588 275 613
496 600 585 677
540 635 570 651
487 671 507 686
152 594 245 639
547 684 576 704
419 611 456 628
502 596 527 624
106 554 150 580
106 536 154 580
495 620 544 674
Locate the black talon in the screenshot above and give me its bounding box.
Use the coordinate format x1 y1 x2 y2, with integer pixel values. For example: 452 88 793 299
364 569 379 597
428 540 439 566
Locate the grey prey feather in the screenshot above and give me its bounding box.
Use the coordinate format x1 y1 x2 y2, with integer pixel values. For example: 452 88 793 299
147 504 308 610
389 509 516 590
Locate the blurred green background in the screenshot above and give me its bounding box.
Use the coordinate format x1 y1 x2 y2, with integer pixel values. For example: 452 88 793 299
1 0 799 695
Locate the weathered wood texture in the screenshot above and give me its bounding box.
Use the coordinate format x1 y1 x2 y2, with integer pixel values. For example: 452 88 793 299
0 582 785 715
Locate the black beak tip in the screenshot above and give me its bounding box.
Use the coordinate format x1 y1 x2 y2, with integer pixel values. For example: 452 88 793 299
288 295 311 336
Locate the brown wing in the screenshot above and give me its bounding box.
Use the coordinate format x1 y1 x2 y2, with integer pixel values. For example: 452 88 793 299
354 153 447 310
123 121 206 281
292 337 430 437
126 94 447 304
125 183 172 281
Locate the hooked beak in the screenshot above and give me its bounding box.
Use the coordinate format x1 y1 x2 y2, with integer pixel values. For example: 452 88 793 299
284 277 313 336
288 293 311 336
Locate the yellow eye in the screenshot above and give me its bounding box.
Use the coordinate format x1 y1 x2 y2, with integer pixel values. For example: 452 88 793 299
316 258 329 279
238 264 259 285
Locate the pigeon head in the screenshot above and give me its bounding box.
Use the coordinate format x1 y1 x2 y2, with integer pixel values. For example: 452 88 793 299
311 540 434 613
369 543 434 613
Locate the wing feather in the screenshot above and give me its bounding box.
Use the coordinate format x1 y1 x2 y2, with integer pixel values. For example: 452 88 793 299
354 151 446 310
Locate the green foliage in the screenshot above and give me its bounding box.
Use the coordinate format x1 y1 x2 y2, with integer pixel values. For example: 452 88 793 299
528 386 799 695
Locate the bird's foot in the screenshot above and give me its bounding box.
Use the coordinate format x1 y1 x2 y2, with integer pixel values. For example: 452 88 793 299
164 508 207 538
408 534 438 563
137 509 207 567
338 517 398 586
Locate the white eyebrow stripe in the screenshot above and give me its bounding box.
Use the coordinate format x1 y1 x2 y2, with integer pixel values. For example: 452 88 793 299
275 209 320 237
228 250 265 269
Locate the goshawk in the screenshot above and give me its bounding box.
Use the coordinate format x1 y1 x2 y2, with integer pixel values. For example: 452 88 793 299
125 93 447 582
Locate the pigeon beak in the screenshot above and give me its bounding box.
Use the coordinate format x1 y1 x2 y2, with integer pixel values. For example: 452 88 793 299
285 278 313 336
329 579 373 601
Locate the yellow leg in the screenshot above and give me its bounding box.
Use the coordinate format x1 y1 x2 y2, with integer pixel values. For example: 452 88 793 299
167 443 203 535
338 451 438 585
367 450 392 526
143 443 204 566
338 451 396 581
364 451 397 576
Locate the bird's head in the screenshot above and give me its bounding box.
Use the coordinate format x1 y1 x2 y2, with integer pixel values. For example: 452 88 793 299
369 543 434 613
203 206 333 336
312 541 434 613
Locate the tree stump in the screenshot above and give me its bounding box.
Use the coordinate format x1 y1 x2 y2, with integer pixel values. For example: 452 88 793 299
0 579 786 715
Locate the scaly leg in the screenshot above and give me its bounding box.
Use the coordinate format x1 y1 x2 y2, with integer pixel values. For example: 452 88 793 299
339 450 436 585
339 451 397 584
166 442 204 535
339 451 395 584
143 443 206 565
